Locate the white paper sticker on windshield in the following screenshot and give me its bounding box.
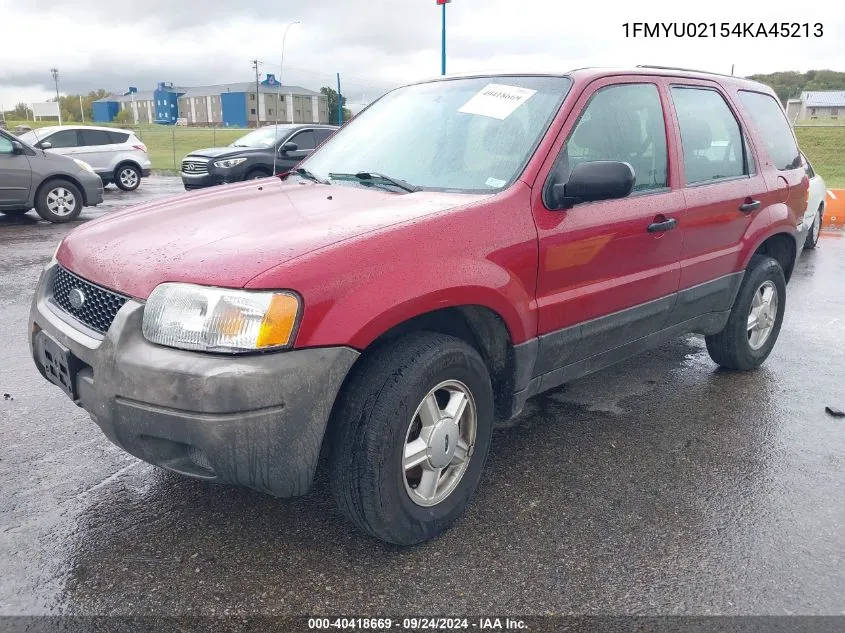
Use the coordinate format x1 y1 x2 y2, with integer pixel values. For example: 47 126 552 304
458 83 537 120
486 177 507 188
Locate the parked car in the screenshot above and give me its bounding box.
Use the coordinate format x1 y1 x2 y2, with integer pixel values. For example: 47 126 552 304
0 128 103 223
180 124 338 190
17 125 151 191
30 67 808 545
800 152 826 250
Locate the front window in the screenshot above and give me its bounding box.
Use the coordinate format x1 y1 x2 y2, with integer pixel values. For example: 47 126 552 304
230 125 295 148
300 76 572 192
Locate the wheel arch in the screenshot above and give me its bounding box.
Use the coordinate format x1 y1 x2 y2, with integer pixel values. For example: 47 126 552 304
34 175 89 207
746 231 798 283
113 160 142 178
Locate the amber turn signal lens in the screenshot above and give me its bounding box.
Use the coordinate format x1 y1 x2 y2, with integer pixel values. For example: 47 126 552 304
256 293 300 348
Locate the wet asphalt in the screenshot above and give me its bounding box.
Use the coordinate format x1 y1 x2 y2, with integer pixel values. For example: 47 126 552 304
1 177 844 616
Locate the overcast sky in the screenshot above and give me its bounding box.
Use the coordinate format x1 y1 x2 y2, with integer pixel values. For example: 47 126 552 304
1 0 839 109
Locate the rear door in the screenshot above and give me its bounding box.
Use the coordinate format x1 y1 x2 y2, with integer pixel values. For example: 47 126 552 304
0 132 31 206
531 78 685 374
76 128 114 172
668 81 771 301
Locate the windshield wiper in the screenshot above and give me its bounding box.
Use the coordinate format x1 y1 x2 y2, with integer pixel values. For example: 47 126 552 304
328 171 420 193
292 167 330 184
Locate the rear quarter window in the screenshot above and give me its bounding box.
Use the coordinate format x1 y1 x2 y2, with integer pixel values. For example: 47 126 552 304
107 131 130 144
738 90 801 171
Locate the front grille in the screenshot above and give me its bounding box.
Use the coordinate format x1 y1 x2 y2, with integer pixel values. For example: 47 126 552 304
181 159 209 175
51 267 129 334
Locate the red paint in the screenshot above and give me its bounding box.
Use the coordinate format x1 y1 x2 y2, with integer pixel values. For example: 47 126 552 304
57 68 807 351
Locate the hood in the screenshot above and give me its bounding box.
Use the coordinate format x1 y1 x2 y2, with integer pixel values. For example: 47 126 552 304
186 146 268 159
57 179 486 299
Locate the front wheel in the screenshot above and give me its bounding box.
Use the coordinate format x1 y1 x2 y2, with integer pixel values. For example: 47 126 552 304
34 180 83 223
329 332 494 545
705 254 786 370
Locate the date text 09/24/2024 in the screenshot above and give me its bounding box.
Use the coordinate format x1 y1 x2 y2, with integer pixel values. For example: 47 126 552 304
623 22 823 37
307 618 528 630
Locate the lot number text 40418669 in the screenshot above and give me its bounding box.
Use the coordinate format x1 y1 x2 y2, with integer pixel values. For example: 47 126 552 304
623 22 823 38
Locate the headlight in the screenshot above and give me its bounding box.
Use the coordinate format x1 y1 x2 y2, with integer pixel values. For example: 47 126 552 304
73 159 95 173
213 157 248 169
142 283 301 353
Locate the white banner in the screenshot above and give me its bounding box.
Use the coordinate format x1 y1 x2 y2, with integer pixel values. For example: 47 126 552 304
30 102 60 118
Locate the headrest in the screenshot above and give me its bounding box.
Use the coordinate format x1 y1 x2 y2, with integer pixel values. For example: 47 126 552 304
680 119 712 151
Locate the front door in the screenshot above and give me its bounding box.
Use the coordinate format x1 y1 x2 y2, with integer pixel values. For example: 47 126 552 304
531 78 685 375
38 128 81 159
277 129 316 173
0 133 32 206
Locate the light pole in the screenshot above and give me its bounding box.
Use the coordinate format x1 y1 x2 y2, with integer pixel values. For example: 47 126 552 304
436 0 451 75
50 68 61 125
273 20 301 176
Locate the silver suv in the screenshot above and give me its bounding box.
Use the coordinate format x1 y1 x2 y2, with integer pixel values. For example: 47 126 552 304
17 126 151 191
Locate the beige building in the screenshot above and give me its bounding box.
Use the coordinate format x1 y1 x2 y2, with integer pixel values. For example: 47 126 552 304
786 91 845 122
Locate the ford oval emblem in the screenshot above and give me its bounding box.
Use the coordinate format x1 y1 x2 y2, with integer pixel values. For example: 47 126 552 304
68 287 86 310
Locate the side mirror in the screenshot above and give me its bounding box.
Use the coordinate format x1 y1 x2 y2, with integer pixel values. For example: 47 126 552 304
10 140 24 154
550 160 635 210
39 141 52 150
280 142 298 153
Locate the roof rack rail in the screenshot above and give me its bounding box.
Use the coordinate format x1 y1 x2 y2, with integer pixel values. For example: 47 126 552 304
635 65 738 79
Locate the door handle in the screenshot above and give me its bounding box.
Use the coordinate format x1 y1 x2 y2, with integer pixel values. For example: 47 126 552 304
739 199 761 213
647 217 677 233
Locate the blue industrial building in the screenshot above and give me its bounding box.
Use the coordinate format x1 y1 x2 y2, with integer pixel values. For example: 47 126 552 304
92 75 328 127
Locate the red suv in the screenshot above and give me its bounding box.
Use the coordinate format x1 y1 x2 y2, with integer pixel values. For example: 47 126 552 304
30 67 808 545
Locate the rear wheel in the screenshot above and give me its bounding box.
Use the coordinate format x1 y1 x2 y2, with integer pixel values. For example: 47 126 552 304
114 164 141 191
34 180 83 223
329 332 494 545
705 254 786 370
804 207 822 250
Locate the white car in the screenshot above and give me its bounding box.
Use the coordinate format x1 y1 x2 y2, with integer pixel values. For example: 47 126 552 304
800 152 826 250
17 125 151 191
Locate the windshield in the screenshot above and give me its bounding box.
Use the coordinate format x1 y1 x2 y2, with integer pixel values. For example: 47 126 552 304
16 130 42 145
301 76 572 192
231 125 294 148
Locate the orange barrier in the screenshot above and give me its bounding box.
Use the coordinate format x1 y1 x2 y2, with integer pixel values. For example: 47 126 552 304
824 189 845 231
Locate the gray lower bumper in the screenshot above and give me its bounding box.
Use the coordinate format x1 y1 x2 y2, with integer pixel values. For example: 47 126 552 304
29 264 359 497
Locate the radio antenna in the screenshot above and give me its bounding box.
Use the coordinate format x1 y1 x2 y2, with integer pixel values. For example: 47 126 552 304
273 20 301 180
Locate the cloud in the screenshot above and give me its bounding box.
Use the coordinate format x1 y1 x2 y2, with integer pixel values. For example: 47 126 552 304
2 0 841 107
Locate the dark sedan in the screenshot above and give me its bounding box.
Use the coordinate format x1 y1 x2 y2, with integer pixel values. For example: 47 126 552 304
180 124 338 190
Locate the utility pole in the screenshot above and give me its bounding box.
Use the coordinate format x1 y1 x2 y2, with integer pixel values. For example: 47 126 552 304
731 64 735 76
79 95 85 123
337 73 343 126
436 0 451 75
251 59 263 127
50 68 61 125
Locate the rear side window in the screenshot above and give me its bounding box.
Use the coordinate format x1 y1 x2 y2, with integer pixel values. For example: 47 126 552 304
43 129 79 148
671 87 747 184
801 153 815 178
107 131 130 144
738 90 801 171
290 130 316 150
79 129 111 146
557 83 668 192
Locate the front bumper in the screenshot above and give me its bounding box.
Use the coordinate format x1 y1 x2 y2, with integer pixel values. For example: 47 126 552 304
79 171 104 207
29 264 359 497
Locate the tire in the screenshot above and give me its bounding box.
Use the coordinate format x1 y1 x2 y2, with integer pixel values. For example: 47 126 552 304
245 169 269 181
803 207 822 250
705 254 786 371
114 164 141 191
328 332 494 545
1 210 30 217
34 180 83 223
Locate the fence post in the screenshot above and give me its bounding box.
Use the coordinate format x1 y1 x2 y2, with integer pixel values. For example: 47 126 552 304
213 126 216 146
172 125 176 170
